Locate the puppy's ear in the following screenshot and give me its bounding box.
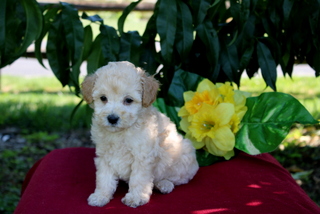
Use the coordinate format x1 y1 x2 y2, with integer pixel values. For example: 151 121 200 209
81 74 97 104
141 72 159 107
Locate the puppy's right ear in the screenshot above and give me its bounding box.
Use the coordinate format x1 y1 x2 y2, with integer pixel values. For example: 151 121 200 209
81 74 97 104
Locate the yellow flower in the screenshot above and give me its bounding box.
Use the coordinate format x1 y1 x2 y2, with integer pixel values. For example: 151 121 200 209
230 90 249 132
183 80 221 116
217 82 234 103
187 103 236 159
203 137 235 160
185 91 214 115
178 79 249 160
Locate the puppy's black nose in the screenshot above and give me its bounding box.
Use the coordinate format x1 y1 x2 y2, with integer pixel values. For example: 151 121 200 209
107 114 119 125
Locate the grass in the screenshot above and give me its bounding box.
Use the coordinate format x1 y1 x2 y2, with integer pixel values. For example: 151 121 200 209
0 76 90 132
0 74 319 213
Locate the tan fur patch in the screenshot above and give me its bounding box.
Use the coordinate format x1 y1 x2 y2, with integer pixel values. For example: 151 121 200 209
110 83 119 94
141 73 159 107
81 74 97 104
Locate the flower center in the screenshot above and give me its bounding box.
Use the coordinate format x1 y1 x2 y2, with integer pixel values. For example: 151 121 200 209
201 122 214 130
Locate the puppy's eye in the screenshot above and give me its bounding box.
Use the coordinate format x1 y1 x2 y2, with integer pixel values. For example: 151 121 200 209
100 96 108 103
124 97 133 105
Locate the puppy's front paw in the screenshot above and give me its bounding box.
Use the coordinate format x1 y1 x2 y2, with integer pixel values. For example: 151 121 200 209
88 192 112 207
121 192 150 208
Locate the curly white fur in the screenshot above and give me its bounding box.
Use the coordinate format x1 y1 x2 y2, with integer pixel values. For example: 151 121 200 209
82 61 199 208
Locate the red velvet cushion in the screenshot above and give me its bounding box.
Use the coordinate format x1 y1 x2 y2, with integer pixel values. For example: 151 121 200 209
15 148 319 214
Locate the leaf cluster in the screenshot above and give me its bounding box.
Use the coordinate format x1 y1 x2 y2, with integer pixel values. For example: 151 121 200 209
1 0 320 100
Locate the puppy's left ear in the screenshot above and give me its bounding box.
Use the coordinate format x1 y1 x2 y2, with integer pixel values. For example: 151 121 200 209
81 74 97 105
141 72 159 107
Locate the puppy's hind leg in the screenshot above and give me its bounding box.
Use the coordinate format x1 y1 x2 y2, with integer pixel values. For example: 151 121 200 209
155 179 174 194
169 139 199 186
88 157 118 207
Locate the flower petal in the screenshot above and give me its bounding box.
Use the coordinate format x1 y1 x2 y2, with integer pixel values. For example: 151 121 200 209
234 90 247 107
197 79 217 93
213 103 235 126
180 116 190 133
178 106 189 117
183 91 195 102
204 137 228 156
188 133 205 149
223 150 235 160
212 126 235 151
236 106 248 121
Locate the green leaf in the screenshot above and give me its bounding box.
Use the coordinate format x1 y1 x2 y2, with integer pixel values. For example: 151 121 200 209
175 1 193 61
140 10 159 74
46 13 70 87
0 0 6 57
307 49 320 77
167 69 203 107
196 20 220 72
256 41 277 91
100 25 119 63
291 170 313 180
193 0 211 26
1 1 23 68
35 6 60 68
239 45 254 72
61 2 84 66
207 0 224 21
15 0 42 57
237 14 255 48
220 39 239 84
142 8 158 44
235 92 319 155
229 0 241 26
280 51 294 77
87 34 105 74
240 0 250 25
60 2 84 93
156 0 177 64
119 31 141 65
118 0 142 35
196 150 225 167
283 0 294 24
82 25 93 61
308 3 320 49
1 0 42 68
81 12 103 23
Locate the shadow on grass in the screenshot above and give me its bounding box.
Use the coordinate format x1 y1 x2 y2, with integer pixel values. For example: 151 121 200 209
272 143 320 206
0 93 92 133
0 98 93 213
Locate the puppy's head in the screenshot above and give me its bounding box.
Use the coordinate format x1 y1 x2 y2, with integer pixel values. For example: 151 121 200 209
81 61 159 132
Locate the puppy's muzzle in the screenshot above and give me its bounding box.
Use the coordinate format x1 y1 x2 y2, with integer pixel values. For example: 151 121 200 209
107 114 120 125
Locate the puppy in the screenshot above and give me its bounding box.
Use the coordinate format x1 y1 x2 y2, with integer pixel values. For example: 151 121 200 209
82 61 199 208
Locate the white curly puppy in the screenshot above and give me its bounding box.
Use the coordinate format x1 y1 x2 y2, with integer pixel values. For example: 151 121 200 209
82 61 199 208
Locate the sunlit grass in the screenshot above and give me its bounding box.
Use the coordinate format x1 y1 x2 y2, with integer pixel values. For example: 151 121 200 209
0 75 89 132
1 75 70 93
